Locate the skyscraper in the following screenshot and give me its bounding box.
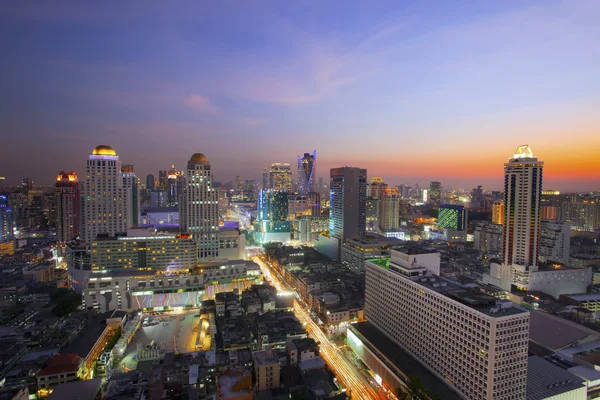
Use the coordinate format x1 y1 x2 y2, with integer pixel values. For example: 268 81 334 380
83 145 129 245
492 201 504 225
437 204 467 231
501 145 543 268
146 174 155 191
329 167 367 241
121 165 139 227
180 153 219 259
378 188 399 231
269 163 293 192
167 165 182 207
158 170 168 191
0 195 13 242
429 181 441 209
55 171 80 245
367 177 387 198
297 151 317 195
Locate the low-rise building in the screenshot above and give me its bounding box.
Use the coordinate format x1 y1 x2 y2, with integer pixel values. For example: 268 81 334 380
217 370 253 400
253 349 281 392
36 354 83 391
341 234 403 272
473 222 502 254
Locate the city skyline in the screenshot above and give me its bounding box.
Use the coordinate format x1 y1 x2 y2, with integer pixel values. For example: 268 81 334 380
1 1 599 191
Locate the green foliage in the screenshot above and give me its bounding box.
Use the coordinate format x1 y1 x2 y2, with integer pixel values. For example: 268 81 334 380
51 288 81 317
105 326 122 351
396 376 439 400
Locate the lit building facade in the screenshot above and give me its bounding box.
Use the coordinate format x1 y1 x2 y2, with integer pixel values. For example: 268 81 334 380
180 153 220 260
0 195 13 242
473 223 503 254
55 171 81 244
429 181 441 209
368 177 387 198
269 163 293 192
121 165 139 227
438 204 467 231
329 167 367 242
83 145 129 245
561 198 600 231
378 188 400 231
297 151 316 195
539 220 571 265
366 197 379 232
365 250 529 400
492 201 504 225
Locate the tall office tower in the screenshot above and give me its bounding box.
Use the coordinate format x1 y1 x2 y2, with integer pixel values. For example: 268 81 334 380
0 177 5 191
8 193 28 228
365 197 379 232
378 188 399 231
539 220 571 264
429 181 441 209
364 251 529 400
397 184 411 199
438 204 467 231
158 170 168 191
167 165 182 207
501 145 543 268
262 168 269 190
180 153 219 259
561 197 600 231
146 174 155 191
329 167 367 241
306 192 321 217
121 165 139 227
55 171 80 245
0 195 13 242
297 150 317 195
471 185 484 207
21 178 33 192
368 177 387 198
492 201 504 225
269 163 293 192
83 145 129 245
259 190 289 222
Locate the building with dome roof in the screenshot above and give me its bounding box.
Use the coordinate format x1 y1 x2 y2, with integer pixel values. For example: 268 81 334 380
180 153 220 259
82 145 130 245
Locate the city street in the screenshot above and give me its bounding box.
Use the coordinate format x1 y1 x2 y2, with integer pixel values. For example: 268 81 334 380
254 256 382 400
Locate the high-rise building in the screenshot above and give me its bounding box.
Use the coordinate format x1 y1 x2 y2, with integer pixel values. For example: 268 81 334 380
146 174 155 191
378 188 399 231
501 145 543 268
368 177 387 198
21 178 33 192
269 163 293 192
364 250 529 400
158 170 168 191
473 222 503 253
83 145 129 245
167 165 183 207
471 185 484 208
121 165 139 227
492 201 504 225
55 171 80 245
0 176 5 190
180 153 219 259
258 190 288 222
262 168 269 190
365 197 379 232
437 204 467 231
397 184 411 199
297 151 317 195
0 195 13 242
150 190 167 208
329 167 367 241
561 197 600 231
429 181 441 209
539 220 571 265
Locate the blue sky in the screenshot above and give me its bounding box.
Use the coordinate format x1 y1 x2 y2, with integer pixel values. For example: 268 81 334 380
1 0 599 190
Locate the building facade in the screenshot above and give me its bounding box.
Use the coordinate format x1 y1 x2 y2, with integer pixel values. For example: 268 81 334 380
561 198 600 231
269 163 293 192
438 205 467 231
492 201 504 225
365 251 529 400
0 195 13 242
297 151 317 195
329 167 367 242
121 165 139 227
379 188 400 231
539 220 571 265
83 145 129 245
180 153 219 260
429 181 441 209
55 172 80 245
473 223 503 254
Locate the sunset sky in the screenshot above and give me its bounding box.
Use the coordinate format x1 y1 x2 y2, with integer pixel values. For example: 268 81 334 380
1 0 599 191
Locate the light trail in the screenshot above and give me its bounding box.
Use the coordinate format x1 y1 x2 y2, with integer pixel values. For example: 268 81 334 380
254 256 380 400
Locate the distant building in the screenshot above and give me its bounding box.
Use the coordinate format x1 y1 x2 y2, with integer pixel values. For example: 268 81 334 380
329 167 367 243
297 151 317 195
146 174 155 191
55 172 80 245
121 165 139 227
365 197 379 232
492 201 504 225
150 191 167 208
473 222 502 254
540 205 559 220
269 163 293 192
539 220 571 265
437 204 467 231
379 188 399 232
562 198 600 231
0 195 13 242
429 181 441 209
341 235 403 273
368 177 387 198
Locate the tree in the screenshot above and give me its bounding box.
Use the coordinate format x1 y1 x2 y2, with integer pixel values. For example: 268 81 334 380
396 376 439 400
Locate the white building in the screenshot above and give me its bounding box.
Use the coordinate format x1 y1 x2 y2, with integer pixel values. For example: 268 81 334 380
218 227 246 260
180 153 219 260
378 189 399 231
473 223 502 254
83 145 129 245
341 234 403 273
365 250 530 400
539 219 571 265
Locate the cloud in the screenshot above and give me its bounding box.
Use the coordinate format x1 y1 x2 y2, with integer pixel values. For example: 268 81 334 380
184 94 221 115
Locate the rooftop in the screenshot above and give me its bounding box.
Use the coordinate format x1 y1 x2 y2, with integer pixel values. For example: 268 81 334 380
351 323 462 400
253 349 279 366
529 310 600 351
526 356 584 400
48 378 102 400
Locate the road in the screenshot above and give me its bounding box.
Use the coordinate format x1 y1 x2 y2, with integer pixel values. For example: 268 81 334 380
254 256 381 400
